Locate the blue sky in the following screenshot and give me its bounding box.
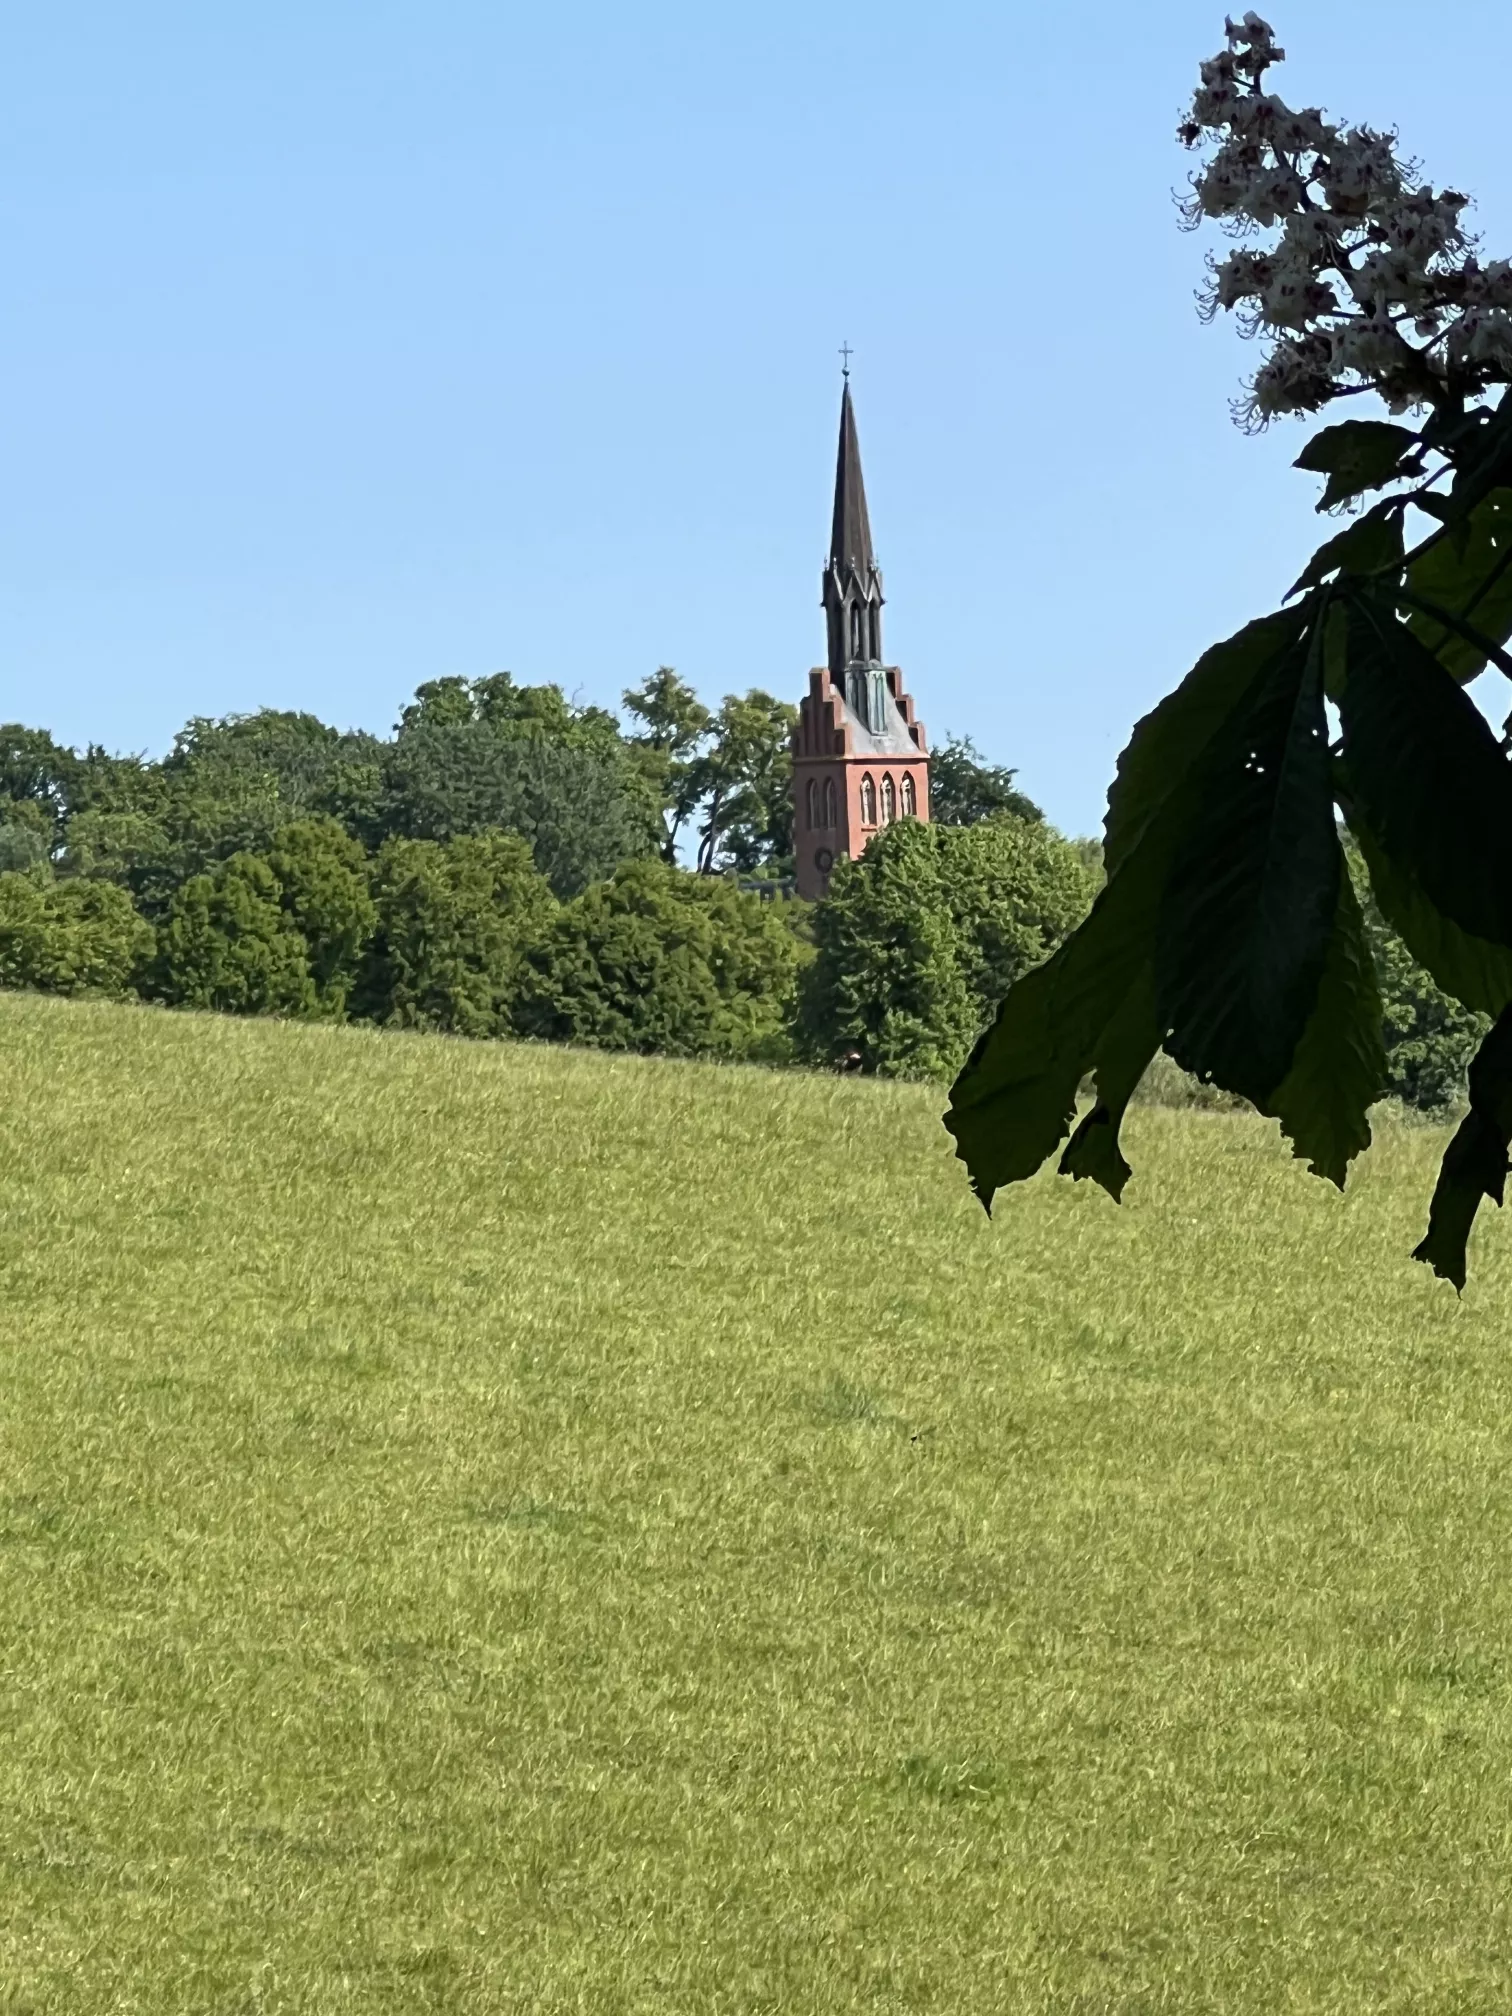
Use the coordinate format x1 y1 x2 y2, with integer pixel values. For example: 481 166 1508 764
6 0 1511 837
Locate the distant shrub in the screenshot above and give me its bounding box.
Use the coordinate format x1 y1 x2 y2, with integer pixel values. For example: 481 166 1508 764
263 818 377 1015
513 859 804 1061
0 874 153 997
797 817 1097 1080
352 831 556 1038
154 853 319 1017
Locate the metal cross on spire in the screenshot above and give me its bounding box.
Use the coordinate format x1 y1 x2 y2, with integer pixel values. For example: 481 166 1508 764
839 341 853 379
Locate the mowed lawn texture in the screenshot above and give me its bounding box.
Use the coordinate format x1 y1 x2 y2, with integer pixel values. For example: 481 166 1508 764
3 996 1512 2012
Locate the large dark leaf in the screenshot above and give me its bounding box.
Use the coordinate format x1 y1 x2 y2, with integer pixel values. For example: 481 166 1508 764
1348 822 1512 1016
950 603 1333 1210
944 957 1084 1209
1436 396 1512 520
1294 420 1419 512
1265 866 1385 1187
1103 607 1313 879
1404 488 1512 682
1289 501 1403 597
945 857 1159 1209
1339 592 1512 958
1057 965 1161 1203
1155 620 1339 1103
1414 1006 1512 1289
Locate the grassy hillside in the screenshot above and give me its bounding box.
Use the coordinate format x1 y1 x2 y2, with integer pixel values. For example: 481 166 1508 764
2 993 1511 2012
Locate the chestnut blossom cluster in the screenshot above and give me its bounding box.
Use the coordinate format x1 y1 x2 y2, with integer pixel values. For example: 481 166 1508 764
1180 14 1512 426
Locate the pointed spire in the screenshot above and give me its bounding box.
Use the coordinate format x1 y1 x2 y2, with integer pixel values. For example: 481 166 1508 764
829 380 876 578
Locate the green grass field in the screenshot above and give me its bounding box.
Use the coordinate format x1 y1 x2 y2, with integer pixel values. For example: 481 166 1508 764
3 992 1512 2012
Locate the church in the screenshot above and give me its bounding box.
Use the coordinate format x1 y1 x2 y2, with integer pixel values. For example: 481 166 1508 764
791 374 930 901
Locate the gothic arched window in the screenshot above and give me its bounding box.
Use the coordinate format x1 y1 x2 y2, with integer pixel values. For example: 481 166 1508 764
881 773 896 824
869 605 880 660
850 603 862 659
823 777 837 829
806 777 819 830
901 772 917 819
860 773 877 825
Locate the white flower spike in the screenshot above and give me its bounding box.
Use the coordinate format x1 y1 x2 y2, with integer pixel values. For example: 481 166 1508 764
1181 18 1509 425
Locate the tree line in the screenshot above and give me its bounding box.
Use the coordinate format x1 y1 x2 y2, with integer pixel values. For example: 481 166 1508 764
0 669 1482 1106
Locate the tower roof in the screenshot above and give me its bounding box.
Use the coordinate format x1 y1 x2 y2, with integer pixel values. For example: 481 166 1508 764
828 380 876 577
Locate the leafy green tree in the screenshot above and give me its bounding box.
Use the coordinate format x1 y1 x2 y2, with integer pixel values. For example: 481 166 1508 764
623 667 712 862
41 677 673 926
377 672 662 891
0 875 152 997
398 671 622 752
60 716 385 912
264 818 376 1014
801 869 975 1080
513 858 803 1061
352 831 556 1037
1372 910 1490 1112
165 710 385 830
688 691 797 875
946 16 1512 1286
398 677 476 731
800 818 1096 1079
153 854 317 1017
0 801 53 878
64 743 282 915
473 671 624 750
928 734 1043 827
377 726 656 896
0 725 79 837
941 819 1103 1023
59 751 174 897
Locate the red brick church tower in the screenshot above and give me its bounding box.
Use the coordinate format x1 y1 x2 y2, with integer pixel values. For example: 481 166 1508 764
792 374 929 900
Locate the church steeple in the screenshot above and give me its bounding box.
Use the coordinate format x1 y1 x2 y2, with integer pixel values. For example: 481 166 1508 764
822 379 885 701
829 379 876 584
792 365 929 905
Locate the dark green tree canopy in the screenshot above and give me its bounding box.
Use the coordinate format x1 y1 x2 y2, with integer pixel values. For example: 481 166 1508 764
8 661 812 932
375 724 657 897
375 671 663 892
56 715 385 914
928 735 1043 828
